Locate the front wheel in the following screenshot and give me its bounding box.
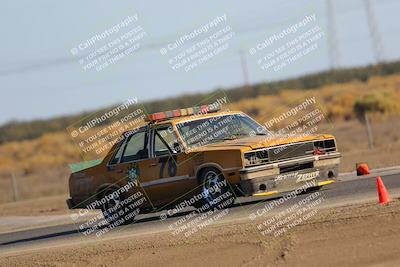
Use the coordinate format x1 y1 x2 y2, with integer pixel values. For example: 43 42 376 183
197 168 236 211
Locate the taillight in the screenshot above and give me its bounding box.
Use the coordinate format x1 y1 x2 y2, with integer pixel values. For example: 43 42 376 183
313 148 325 155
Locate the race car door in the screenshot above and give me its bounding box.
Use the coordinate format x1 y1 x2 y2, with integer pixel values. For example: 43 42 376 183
144 125 198 205
106 127 158 209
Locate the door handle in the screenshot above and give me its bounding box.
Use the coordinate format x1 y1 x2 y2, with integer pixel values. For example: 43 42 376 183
115 169 123 173
150 163 157 167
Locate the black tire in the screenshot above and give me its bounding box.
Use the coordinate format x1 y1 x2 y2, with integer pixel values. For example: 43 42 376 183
304 185 323 193
196 167 236 212
99 187 137 226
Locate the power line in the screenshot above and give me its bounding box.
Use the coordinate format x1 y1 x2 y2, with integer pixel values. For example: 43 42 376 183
0 1 393 77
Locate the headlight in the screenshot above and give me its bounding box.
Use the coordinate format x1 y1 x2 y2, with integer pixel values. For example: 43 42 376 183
313 139 336 153
244 152 261 166
244 149 269 167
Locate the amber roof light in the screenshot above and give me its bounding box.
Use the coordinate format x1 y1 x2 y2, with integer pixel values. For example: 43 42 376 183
147 104 221 122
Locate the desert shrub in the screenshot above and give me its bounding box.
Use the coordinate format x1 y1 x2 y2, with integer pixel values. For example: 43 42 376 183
354 90 400 120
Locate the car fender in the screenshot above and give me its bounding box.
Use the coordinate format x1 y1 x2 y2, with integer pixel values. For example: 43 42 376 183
95 183 121 200
195 162 224 180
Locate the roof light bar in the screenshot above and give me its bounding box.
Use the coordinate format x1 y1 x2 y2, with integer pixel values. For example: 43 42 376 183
148 104 221 122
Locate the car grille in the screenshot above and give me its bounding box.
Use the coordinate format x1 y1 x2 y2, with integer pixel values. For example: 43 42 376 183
244 139 337 167
268 142 314 162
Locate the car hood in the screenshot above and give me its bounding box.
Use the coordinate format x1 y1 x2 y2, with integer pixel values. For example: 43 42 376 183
188 134 334 152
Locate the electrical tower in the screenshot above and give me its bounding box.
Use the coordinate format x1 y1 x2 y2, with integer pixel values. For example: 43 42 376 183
326 0 339 69
364 0 386 63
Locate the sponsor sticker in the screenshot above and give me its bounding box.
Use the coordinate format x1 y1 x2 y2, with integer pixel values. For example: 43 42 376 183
296 170 319 183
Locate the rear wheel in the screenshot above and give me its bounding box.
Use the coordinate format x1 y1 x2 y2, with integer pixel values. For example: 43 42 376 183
99 187 137 225
196 167 236 211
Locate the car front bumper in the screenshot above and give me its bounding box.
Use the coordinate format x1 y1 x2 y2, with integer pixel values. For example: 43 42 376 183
239 152 341 196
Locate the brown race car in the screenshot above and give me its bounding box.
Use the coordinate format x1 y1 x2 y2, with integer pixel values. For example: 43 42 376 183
67 106 340 224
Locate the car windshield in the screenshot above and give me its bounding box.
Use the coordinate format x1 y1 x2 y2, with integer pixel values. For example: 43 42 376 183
176 113 270 150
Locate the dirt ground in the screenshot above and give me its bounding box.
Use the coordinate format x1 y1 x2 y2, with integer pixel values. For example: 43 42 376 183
1 199 400 267
0 194 70 217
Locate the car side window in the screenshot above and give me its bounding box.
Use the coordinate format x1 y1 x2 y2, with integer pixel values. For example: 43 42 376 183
154 127 180 156
154 133 170 157
109 141 125 165
121 130 149 163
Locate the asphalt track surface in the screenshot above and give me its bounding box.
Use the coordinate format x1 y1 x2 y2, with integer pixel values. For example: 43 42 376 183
1 168 399 254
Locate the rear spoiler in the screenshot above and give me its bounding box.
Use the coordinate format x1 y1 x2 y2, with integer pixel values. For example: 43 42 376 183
69 158 102 173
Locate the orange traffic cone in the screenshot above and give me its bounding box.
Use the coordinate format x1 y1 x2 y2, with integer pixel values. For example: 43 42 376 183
376 176 391 205
356 162 370 176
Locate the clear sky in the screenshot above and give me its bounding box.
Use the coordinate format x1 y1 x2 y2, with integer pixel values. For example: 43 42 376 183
0 0 399 125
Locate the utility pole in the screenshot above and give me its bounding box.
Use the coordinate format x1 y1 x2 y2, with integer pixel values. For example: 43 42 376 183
240 49 250 87
240 50 252 97
11 173 20 201
364 113 374 149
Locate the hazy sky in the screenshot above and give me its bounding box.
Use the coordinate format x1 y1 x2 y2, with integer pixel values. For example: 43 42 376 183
0 0 399 125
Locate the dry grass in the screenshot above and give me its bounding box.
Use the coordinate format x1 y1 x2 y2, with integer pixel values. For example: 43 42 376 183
231 74 400 122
